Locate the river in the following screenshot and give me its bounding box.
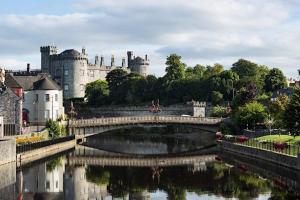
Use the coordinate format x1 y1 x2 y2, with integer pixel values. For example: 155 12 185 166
1 126 300 200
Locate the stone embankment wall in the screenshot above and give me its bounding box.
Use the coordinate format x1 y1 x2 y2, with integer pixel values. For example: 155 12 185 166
17 140 75 167
73 104 207 118
219 141 300 171
0 139 16 165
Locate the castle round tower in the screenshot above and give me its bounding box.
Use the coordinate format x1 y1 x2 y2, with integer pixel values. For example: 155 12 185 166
59 49 88 99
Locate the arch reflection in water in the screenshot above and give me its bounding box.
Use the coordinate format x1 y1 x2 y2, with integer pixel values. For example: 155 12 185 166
9 148 300 200
83 126 217 155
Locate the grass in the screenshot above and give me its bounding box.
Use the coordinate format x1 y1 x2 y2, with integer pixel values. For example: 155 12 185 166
255 135 300 145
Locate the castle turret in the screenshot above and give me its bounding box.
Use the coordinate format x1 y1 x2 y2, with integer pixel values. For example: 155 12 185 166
95 55 100 66
100 56 104 66
122 57 126 67
127 51 133 68
40 46 57 73
111 55 115 67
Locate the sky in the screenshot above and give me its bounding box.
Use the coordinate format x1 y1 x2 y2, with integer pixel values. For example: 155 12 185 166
1 0 300 78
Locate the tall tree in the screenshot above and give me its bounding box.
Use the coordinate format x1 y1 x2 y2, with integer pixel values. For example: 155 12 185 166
164 54 185 82
106 68 128 89
264 68 286 92
85 80 109 106
231 59 258 78
283 88 300 135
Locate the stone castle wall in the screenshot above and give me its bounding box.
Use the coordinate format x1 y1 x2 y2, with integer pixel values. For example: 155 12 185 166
73 104 206 118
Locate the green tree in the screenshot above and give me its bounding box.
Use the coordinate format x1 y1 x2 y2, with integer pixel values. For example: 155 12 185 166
85 80 109 106
235 101 268 129
45 120 63 138
164 54 185 82
204 63 224 78
231 59 258 78
269 94 289 128
264 68 287 92
283 88 300 135
185 64 206 80
211 91 223 105
106 69 128 104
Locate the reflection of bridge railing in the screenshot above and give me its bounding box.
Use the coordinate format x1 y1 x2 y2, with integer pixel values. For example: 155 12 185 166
69 116 222 128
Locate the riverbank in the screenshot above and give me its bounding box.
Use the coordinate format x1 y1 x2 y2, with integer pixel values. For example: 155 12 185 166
219 141 300 171
16 137 76 167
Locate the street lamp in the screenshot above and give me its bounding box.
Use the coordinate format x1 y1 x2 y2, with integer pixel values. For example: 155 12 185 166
33 99 39 132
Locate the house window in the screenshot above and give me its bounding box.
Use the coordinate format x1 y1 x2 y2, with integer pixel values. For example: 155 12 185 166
64 70 69 76
64 84 69 91
45 94 50 102
80 70 84 76
55 94 58 101
56 181 58 189
80 84 85 91
45 110 50 120
46 181 50 189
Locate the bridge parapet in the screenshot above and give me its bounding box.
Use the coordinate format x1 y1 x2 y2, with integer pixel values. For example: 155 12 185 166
69 115 222 128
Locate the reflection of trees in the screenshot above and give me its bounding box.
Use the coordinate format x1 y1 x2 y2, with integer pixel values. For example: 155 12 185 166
46 157 62 172
84 163 274 199
86 166 110 185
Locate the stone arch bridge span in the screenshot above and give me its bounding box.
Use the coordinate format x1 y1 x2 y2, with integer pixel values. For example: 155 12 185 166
68 115 222 138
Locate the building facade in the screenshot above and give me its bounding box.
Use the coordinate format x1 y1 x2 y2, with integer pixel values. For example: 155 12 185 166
5 73 64 125
0 83 22 136
40 46 150 99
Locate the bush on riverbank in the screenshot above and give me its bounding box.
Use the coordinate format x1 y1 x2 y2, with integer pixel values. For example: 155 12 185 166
256 135 300 145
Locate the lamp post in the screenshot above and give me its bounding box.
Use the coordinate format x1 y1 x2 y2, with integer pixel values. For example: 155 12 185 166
51 95 54 120
33 99 39 132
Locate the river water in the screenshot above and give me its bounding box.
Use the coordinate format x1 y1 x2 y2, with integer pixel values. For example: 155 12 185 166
1 126 300 200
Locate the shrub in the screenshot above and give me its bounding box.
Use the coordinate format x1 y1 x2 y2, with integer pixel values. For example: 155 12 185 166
211 91 223 105
211 106 229 117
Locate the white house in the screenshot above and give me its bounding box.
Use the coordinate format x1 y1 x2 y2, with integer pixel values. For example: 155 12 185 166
6 73 64 124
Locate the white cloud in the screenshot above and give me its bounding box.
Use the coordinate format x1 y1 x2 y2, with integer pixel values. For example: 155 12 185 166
0 0 300 77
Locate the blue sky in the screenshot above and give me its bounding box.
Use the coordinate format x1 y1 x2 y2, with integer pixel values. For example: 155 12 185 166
1 0 300 78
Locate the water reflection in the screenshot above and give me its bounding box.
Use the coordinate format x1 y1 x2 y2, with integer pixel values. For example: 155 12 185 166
8 147 298 200
0 126 299 199
84 126 216 155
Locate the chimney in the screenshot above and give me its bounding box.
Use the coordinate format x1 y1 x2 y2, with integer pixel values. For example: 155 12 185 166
145 54 148 61
100 56 104 66
27 63 30 73
127 51 133 68
122 57 126 67
95 55 100 66
111 55 115 67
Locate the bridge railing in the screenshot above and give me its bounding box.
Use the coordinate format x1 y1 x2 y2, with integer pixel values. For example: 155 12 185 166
69 115 222 127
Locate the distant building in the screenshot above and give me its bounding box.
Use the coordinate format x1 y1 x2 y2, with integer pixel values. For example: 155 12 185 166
0 69 22 136
5 72 64 125
287 78 300 87
271 88 294 101
40 46 150 99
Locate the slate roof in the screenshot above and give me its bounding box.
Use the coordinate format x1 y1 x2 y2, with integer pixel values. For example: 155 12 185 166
4 73 21 88
60 49 81 57
12 75 45 90
33 77 61 90
7 74 61 91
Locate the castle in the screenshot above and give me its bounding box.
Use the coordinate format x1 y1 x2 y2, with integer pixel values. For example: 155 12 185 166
40 46 149 99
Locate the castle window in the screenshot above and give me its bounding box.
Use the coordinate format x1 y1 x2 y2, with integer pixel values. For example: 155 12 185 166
55 94 58 101
56 69 61 76
45 110 50 120
64 84 69 91
80 70 84 76
90 70 94 77
64 70 69 76
45 94 50 102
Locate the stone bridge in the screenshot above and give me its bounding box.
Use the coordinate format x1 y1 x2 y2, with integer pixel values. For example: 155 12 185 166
67 146 216 167
68 115 222 138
